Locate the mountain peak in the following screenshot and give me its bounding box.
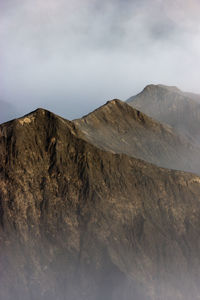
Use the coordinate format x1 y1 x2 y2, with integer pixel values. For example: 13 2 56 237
73 99 200 174
143 84 180 93
17 108 46 125
76 99 125 121
127 84 200 146
106 98 122 105
157 84 180 92
15 107 70 128
22 107 54 118
75 98 153 128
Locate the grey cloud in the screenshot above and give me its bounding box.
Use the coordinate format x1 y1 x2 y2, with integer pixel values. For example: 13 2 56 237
1 0 200 121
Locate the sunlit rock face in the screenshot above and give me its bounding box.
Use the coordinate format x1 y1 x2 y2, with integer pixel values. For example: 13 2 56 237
127 84 200 146
1 107 200 300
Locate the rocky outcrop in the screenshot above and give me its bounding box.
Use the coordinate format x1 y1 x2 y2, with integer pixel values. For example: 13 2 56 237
1 108 200 299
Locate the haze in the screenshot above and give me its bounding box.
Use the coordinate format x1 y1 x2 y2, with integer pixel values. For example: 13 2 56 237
1 0 200 121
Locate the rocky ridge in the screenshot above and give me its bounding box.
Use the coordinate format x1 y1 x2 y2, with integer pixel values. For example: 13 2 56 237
1 107 200 299
74 99 200 175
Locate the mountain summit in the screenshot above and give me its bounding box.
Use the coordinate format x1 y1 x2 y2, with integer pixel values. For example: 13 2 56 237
127 84 200 145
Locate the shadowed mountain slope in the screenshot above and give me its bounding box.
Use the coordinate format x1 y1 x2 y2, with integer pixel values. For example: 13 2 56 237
1 109 200 300
127 84 200 145
74 99 200 175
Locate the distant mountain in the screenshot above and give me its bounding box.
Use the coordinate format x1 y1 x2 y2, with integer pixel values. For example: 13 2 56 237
1 108 200 300
74 99 200 175
127 84 200 145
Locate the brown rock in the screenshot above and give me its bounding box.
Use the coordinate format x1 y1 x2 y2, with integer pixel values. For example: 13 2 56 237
0 108 200 299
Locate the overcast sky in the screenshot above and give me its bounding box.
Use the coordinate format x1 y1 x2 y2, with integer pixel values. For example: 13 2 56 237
1 0 200 121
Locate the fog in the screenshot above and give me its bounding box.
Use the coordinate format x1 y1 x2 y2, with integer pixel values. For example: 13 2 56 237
1 240 200 300
1 0 200 121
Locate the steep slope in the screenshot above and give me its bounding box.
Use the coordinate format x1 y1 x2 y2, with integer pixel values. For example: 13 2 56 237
127 84 200 145
74 99 200 174
1 109 200 300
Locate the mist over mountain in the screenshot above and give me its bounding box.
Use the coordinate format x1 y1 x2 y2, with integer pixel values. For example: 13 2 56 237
1 104 200 300
127 84 200 145
2 0 200 298
74 99 200 175
2 0 200 116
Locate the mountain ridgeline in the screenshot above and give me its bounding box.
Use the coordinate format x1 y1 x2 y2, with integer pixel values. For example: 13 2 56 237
74 99 200 175
127 84 200 145
1 87 200 300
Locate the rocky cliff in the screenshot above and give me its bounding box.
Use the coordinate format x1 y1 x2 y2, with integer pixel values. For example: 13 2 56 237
1 108 200 299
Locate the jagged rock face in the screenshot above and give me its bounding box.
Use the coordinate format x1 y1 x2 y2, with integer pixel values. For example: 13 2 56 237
74 99 200 175
1 109 200 300
127 84 200 145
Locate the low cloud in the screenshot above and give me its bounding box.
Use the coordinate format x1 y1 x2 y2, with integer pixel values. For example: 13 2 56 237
1 0 200 120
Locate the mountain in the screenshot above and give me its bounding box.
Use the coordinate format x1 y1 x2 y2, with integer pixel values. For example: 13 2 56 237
74 99 200 175
1 108 200 300
127 84 200 145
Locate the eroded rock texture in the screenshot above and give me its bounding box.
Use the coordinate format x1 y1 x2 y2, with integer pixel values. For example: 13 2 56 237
0 108 200 300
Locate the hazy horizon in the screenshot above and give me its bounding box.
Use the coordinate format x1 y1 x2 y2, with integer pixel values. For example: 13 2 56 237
1 0 200 121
